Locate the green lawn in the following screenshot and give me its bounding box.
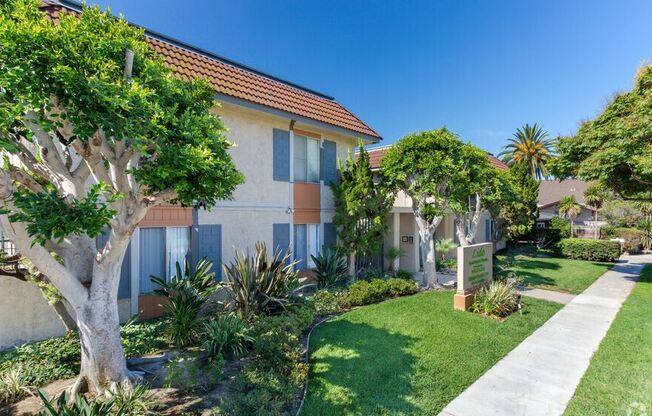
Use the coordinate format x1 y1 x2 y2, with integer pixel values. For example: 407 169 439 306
496 249 612 294
564 264 652 416
302 291 561 415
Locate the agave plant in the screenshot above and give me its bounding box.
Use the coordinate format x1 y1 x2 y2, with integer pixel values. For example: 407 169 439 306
38 389 122 416
203 313 254 359
222 242 300 318
311 248 349 289
150 258 217 347
638 218 652 251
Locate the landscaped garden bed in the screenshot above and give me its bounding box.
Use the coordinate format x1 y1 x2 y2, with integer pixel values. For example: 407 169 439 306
301 290 562 415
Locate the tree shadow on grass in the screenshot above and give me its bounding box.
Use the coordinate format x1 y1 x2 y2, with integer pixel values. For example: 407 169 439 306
499 254 562 288
302 320 418 416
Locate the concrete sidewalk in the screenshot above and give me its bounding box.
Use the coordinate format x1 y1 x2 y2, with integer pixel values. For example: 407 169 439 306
517 286 575 305
440 256 651 416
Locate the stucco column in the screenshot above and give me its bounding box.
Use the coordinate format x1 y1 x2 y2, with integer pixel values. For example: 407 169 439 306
393 212 400 271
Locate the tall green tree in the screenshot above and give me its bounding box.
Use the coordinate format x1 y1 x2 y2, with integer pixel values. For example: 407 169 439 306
481 168 519 242
331 143 393 275
558 195 582 237
552 65 652 200
499 123 553 179
502 162 539 240
0 1 243 394
381 128 483 286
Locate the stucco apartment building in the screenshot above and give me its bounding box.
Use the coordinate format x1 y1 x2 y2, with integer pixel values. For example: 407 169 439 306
363 146 509 274
0 0 380 348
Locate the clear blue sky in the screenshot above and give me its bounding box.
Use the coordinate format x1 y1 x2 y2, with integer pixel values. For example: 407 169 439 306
89 0 652 155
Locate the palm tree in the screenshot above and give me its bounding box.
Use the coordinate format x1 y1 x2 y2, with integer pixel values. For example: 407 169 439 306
559 195 582 238
584 184 606 239
499 123 554 179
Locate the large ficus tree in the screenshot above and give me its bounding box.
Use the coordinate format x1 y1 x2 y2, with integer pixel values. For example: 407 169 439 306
382 129 482 286
0 1 243 395
331 143 392 274
552 65 652 201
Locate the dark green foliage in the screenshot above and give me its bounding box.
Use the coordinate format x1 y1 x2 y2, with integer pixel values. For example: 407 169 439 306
5 183 118 245
37 390 121 416
0 320 166 390
151 259 217 347
203 313 254 359
392 269 413 280
536 216 570 243
310 290 349 315
558 239 621 262
218 304 316 415
503 162 539 240
638 218 652 250
331 143 392 258
345 278 418 307
222 243 300 319
163 351 223 392
311 248 349 289
552 65 652 201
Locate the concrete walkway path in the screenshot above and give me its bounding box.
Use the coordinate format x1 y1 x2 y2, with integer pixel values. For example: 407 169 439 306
440 255 652 416
517 286 576 305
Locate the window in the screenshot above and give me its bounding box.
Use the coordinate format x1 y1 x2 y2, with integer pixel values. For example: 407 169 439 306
294 135 320 183
139 226 190 294
166 226 190 279
294 224 320 269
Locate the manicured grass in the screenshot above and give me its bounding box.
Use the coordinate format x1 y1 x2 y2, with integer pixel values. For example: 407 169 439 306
564 264 652 416
496 248 612 294
302 291 561 415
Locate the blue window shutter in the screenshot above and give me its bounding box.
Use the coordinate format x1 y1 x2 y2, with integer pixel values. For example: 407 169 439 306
321 140 338 184
139 228 166 294
273 129 290 182
273 223 290 255
96 230 130 299
485 219 491 242
198 224 222 280
323 223 336 250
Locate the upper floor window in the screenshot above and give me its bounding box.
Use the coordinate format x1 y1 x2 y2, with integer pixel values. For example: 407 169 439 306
294 135 320 183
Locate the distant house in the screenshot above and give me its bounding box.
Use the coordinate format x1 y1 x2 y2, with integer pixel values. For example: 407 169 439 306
537 179 597 227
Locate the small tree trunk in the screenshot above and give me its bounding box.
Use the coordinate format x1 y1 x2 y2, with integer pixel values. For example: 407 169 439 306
72 264 131 395
348 252 356 280
420 237 437 287
51 298 77 332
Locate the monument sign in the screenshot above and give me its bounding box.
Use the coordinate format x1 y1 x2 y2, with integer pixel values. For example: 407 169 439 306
454 242 493 310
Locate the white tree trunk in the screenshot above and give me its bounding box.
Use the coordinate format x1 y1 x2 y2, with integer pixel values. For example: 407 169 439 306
415 214 441 287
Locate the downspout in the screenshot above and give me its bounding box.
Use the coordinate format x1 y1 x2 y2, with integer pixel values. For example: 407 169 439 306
289 120 296 257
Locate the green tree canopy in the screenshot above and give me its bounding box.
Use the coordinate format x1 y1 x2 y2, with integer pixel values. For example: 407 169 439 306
331 143 392 270
0 0 243 394
552 65 652 201
502 162 539 240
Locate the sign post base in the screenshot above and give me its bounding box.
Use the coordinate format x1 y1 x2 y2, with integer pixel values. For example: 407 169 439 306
454 292 475 311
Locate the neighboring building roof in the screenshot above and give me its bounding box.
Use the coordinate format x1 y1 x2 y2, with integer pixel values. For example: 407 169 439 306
359 145 509 171
40 1 381 141
538 179 592 208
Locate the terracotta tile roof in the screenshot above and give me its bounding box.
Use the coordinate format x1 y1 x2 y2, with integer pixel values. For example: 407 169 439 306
40 1 381 140
360 146 510 171
538 179 591 208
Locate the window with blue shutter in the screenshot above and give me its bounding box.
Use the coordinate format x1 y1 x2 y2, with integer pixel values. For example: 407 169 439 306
323 222 336 250
273 223 290 256
273 129 290 181
320 140 338 184
294 224 308 269
139 227 166 294
198 224 222 279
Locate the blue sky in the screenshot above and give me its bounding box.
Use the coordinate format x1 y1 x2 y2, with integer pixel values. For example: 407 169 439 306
89 0 652 155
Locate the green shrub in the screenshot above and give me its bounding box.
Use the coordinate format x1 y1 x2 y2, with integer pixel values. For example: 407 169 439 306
311 248 349 289
310 290 349 315
38 390 120 416
218 305 315 415
0 366 31 404
550 216 571 238
223 243 300 319
558 239 621 262
435 258 456 271
203 313 254 359
151 258 218 347
471 279 520 318
346 278 417 307
392 269 413 280
110 383 160 416
638 218 652 250
163 352 223 392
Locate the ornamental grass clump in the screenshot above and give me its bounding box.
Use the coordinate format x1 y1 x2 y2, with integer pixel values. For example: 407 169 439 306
0 366 31 405
471 279 520 318
223 243 301 319
203 313 254 359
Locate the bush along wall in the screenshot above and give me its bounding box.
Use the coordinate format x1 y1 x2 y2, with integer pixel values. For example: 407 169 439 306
558 239 621 262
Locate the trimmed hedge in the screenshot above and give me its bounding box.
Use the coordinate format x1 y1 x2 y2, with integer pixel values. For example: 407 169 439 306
558 239 621 262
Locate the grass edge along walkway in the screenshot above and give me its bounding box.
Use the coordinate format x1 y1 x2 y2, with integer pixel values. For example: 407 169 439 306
301 290 561 415
564 262 652 416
